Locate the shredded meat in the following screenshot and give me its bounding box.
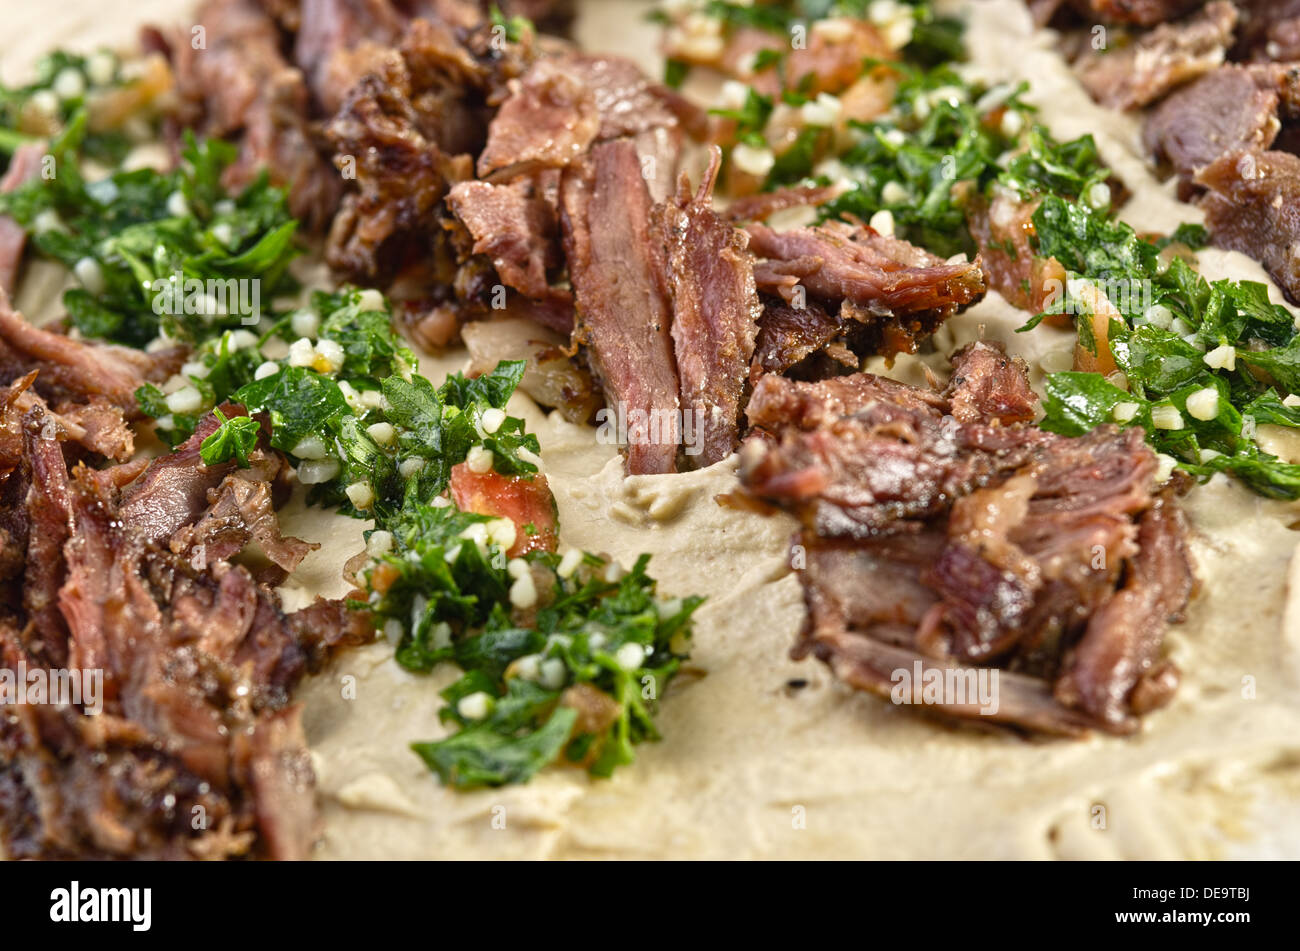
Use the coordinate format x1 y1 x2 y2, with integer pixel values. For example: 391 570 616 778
476 51 683 188
942 342 1039 426
745 220 987 359
654 150 760 468
165 0 344 231
1197 149 1300 303
322 13 539 287
1145 63 1300 189
446 177 561 300
751 296 855 379
292 0 407 115
1074 1 1238 110
739 343 1193 735
0 399 369 859
1234 0 1300 63
0 372 135 463
1054 495 1193 731
560 139 681 474
0 292 183 413
324 37 474 282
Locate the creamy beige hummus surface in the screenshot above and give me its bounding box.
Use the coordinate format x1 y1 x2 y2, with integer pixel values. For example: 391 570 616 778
9 0 1300 859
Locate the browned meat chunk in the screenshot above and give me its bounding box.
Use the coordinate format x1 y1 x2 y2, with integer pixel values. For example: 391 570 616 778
476 59 598 180
1198 149 1300 303
1145 63 1300 186
324 15 530 283
168 467 318 576
745 220 986 359
446 178 561 300
654 151 760 468
325 64 466 281
751 296 854 378
742 380 1053 538
0 292 182 413
746 360 948 433
966 191 1070 318
1074 1 1238 110
942 341 1039 425
477 53 678 181
167 0 343 231
0 372 135 463
560 140 681 474
1235 0 1300 62
1055 495 1193 731
739 347 1193 735
292 0 406 114
1066 0 1205 26
0 401 368 860
117 405 290 544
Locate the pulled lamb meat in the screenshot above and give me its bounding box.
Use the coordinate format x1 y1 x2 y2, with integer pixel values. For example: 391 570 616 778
745 219 987 360
0 398 369 859
164 0 344 231
561 139 681 475
119 406 315 579
0 294 183 413
739 342 1194 736
654 150 761 468
1197 149 1300 303
326 64 470 282
1061 0 1206 27
0 373 135 464
1073 0 1238 110
0 296 368 859
324 13 522 282
476 53 681 181
291 0 408 115
1145 63 1300 190
1234 0 1300 63
752 296 856 379
941 341 1039 426
560 143 764 473
446 177 563 301
0 292 183 463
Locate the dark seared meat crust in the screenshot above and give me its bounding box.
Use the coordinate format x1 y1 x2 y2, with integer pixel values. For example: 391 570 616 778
740 344 1194 736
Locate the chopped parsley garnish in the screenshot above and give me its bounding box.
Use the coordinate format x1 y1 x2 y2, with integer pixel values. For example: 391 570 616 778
488 4 533 43
0 118 299 347
199 408 260 467
1025 194 1300 498
820 67 1036 257
0 48 143 165
366 501 700 787
710 88 775 147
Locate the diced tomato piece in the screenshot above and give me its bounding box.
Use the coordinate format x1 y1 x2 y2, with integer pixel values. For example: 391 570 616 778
448 464 559 557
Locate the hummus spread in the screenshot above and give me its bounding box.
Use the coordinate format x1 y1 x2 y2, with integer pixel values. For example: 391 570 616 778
10 0 1300 859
